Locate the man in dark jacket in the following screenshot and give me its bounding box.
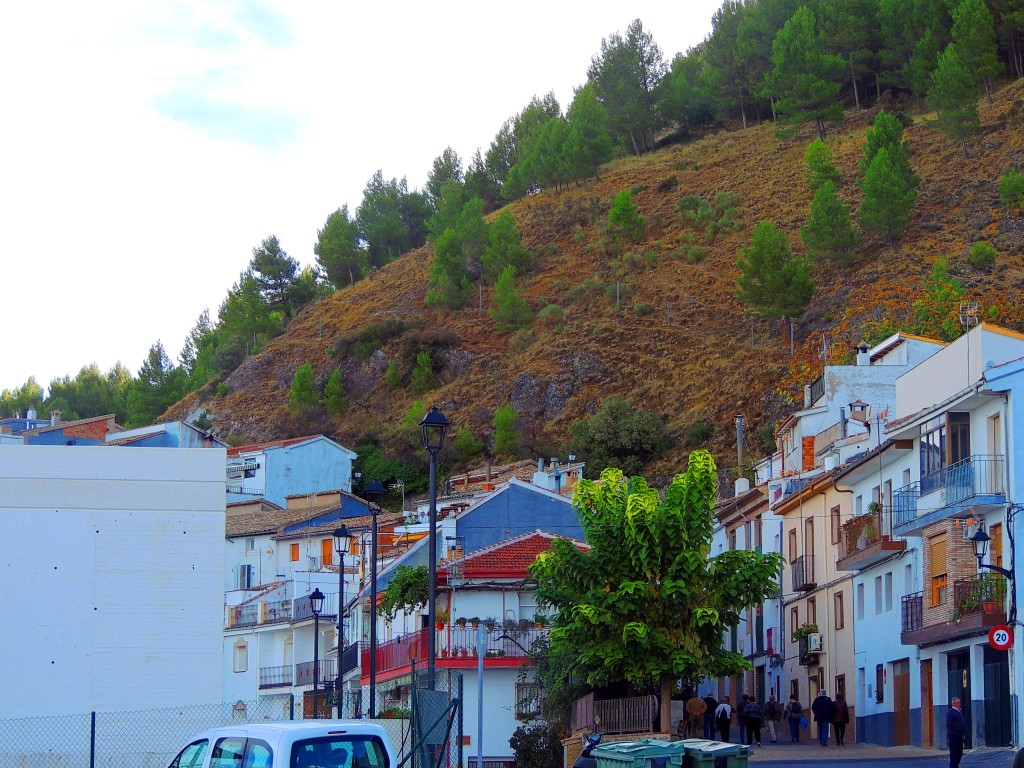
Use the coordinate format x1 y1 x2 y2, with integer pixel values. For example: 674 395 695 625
811 690 835 747
702 692 718 739
947 697 966 768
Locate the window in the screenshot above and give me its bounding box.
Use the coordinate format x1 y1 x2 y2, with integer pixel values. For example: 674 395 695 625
857 582 865 620
835 591 845 630
830 505 841 545
291 543 300 562
515 682 545 720
754 516 763 550
212 737 246 768
875 664 885 703
790 606 799 636
929 532 948 606
237 564 253 590
884 572 893 612
835 674 846 700
292 735 390 768
789 529 798 563
322 538 334 567
232 641 248 673
875 576 882 615
729 528 738 551
245 538 256 551
948 412 971 465
855 494 863 516
169 740 209 768
920 416 947 484
790 679 799 701
808 597 817 626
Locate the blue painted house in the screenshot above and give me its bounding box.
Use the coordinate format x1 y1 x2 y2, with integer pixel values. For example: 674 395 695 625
105 421 226 449
225 434 357 507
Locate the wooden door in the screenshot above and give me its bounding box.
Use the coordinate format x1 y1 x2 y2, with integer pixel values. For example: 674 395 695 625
893 659 911 745
948 651 972 748
921 659 933 747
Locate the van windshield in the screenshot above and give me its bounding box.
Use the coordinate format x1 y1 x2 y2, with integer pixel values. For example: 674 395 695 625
291 735 389 768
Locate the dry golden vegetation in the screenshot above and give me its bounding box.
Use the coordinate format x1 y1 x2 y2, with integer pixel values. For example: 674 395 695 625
167 80 1024 481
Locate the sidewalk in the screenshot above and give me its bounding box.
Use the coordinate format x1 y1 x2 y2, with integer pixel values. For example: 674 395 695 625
744 739 1017 765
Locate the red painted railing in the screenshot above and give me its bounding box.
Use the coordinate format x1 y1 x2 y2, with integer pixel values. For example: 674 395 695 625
361 628 429 676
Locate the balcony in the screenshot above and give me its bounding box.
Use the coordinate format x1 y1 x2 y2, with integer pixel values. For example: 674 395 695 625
792 555 816 592
293 594 337 622
901 576 1008 647
798 636 819 667
360 626 550 682
259 664 293 689
295 658 336 687
572 693 658 734
836 506 906 571
894 455 1005 536
339 642 360 677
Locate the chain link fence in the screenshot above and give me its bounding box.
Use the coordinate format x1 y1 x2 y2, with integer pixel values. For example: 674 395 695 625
1 673 462 768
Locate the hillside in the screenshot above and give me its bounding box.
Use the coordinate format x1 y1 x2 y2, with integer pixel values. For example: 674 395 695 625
167 81 1024 483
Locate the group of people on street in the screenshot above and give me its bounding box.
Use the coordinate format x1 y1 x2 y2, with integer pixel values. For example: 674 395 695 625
782 690 851 746
681 691 788 747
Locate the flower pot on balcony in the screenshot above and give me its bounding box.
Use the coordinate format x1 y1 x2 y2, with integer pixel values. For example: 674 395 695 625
436 621 445 630
983 599 997 613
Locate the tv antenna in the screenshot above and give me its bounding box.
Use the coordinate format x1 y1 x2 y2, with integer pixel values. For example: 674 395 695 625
959 300 979 329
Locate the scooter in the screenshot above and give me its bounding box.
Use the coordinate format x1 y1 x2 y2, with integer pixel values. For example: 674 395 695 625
572 732 602 768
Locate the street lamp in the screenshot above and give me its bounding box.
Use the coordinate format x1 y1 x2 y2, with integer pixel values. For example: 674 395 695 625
364 478 386 717
970 527 1013 579
310 587 325 719
420 405 450 688
333 524 352 691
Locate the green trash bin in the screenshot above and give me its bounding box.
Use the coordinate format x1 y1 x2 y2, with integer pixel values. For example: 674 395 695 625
676 740 749 768
592 739 687 768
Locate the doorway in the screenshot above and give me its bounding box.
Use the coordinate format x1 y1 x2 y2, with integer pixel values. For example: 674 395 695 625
893 659 911 746
921 659 933 747
947 650 972 748
983 646 1011 746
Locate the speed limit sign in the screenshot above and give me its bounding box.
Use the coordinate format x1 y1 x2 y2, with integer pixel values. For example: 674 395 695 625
989 625 1014 651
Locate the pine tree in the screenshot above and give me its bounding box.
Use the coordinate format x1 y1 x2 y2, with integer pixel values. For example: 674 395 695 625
801 181 860 264
288 363 320 418
926 44 982 157
410 352 438 395
859 147 917 238
608 189 647 242
859 110 916 183
736 221 815 319
950 0 1002 101
493 404 521 458
805 138 842 191
490 266 533 333
323 370 347 417
481 210 532 283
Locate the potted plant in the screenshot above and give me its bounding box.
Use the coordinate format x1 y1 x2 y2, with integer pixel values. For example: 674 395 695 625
455 616 467 628
483 616 498 631
435 608 449 630
534 614 548 629
468 616 481 629
792 622 819 641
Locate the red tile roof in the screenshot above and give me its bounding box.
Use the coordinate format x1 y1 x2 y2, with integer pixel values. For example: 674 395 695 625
226 435 322 456
445 530 588 579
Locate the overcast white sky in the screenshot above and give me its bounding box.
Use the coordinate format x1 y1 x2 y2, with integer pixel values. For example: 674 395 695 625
0 0 722 392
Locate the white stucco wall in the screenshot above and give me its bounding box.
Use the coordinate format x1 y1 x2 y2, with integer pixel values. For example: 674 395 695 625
0 445 226 717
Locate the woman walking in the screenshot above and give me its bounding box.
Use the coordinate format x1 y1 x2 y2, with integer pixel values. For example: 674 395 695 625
833 692 850 746
785 694 804 742
715 696 734 743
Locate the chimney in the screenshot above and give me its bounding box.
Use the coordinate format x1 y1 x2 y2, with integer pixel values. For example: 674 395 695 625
27 406 37 420
856 342 871 366
735 414 746 474
734 477 751 496
50 410 62 426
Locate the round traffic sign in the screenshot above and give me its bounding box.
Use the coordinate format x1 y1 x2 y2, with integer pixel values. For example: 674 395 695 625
989 625 1014 651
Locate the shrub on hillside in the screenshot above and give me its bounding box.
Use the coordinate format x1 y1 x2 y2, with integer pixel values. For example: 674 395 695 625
1000 169 1024 209
969 241 997 269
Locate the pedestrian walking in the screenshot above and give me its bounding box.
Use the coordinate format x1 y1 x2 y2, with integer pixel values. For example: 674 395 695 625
742 698 763 747
811 690 835 747
702 692 718 740
685 693 707 738
763 694 780 743
737 694 749 742
785 694 803 742
947 697 966 768
833 692 850 746
715 696 733 743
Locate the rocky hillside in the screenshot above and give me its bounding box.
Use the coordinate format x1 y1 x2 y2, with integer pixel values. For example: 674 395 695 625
167 81 1024 483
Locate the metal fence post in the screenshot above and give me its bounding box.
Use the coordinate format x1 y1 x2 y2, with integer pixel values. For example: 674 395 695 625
90 711 96 768
290 693 295 721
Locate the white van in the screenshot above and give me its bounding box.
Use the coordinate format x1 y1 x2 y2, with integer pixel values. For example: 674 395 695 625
167 721 399 768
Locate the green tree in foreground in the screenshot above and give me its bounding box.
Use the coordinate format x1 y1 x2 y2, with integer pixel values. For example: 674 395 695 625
736 221 815 319
493 404 521 458
608 188 647 243
801 181 860 264
288 363 319 418
567 396 670 477
530 453 784 733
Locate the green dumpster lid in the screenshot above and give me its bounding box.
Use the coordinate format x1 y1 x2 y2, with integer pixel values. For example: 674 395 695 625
675 740 742 755
593 739 685 756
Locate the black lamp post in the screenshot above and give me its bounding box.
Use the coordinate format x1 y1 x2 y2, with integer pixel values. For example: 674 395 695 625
333 523 352 715
970 527 1013 579
363 478 386 717
310 587 325 719
420 405 450 688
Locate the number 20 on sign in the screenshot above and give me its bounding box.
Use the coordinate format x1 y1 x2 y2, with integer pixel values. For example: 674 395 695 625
989 625 1014 651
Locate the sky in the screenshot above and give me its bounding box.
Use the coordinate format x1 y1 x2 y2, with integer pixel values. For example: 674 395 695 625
0 0 723 393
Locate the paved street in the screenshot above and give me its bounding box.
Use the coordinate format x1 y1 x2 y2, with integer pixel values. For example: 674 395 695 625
742 740 1017 767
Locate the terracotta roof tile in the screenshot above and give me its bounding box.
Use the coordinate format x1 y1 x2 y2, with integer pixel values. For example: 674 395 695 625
446 530 588 579
226 435 322 456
